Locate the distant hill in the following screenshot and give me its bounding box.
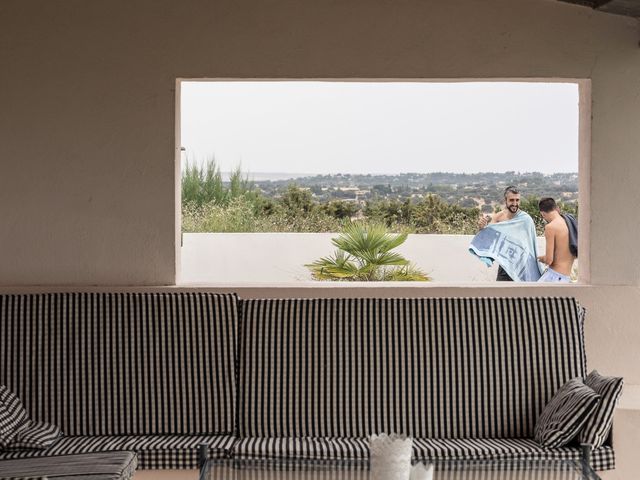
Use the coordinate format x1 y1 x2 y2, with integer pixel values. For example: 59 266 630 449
222 171 315 182
244 171 579 210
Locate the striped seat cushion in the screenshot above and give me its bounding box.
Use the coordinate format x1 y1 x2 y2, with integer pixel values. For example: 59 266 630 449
413 437 615 470
239 297 587 439
0 434 236 470
0 292 238 436
0 451 137 480
231 437 615 471
233 437 369 462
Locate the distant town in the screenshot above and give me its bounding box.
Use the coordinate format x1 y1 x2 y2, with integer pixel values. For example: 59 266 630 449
246 171 579 213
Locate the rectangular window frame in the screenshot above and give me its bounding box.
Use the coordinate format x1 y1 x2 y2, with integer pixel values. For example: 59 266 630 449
174 78 591 288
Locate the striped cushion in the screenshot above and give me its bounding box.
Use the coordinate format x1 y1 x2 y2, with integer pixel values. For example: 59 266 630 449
579 371 624 448
415 438 615 471
0 385 28 448
8 420 61 449
231 437 615 471
534 378 600 448
0 434 236 470
0 292 238 436
239 297 587 438
233 437 369 462
121 433 236 469
0 451 137 480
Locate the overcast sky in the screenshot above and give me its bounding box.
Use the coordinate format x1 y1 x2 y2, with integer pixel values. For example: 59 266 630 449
180 81 578 175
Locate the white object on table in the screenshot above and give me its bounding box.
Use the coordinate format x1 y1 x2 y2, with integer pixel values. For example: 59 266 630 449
370 433 413 480
409 462 434 480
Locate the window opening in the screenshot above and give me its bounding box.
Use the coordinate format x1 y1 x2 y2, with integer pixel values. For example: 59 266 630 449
178 80 581 285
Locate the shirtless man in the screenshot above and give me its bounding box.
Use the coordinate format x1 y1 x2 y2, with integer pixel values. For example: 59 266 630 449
537 197 575 283
478 186 535 281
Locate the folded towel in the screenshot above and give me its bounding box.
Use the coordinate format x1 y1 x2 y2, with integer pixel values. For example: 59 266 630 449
562 213 578 257
469 210 543 282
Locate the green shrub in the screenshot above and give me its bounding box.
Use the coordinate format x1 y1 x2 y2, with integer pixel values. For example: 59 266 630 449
410 195 479 234
181 164 578 236
182 197 258 232
182 159 257 207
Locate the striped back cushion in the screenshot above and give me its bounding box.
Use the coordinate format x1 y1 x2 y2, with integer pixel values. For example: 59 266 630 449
0 292 238 436
534 378 600 448
579 370 624 448
238 297 586 438
0 385 28 447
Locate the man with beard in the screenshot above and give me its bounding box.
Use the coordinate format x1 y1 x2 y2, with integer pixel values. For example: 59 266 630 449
476 186 538 281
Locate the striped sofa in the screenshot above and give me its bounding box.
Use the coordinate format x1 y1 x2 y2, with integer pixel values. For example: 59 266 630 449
0 293 238 470
0 294 616 474
236 297 613 471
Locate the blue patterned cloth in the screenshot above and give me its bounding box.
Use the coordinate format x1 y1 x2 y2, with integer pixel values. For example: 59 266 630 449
469 210 543 282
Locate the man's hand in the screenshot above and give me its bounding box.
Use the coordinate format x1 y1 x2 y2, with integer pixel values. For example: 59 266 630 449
477 215 491 230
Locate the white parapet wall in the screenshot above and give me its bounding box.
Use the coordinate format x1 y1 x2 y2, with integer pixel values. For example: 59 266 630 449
181 233 546 284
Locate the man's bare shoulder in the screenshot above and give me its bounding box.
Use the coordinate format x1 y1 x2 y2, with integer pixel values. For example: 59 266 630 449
493 210 509 223
545 219 565 233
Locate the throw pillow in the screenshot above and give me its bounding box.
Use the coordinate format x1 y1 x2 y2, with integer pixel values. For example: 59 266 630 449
579 370 624 448
8 420 62 450
0 385 28 449
534 378 600 448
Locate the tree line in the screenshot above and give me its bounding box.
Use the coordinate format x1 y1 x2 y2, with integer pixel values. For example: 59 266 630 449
182 161 578 235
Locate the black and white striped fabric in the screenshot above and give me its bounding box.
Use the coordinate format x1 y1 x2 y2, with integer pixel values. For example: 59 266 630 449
0 385 28 448
579 371 624 448
0 292 238 436
8 420 61 449
534 378 600 448
412 437 615 470
230 437 615 471
0 434 235 470
0 451 137 480
233 437 368 461
239 297 587 439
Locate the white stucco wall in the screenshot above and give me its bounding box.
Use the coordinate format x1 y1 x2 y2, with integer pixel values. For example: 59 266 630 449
0 0 639 402
181 233 550 284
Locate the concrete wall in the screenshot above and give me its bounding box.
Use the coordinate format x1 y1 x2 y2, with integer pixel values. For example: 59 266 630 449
1 0 639 395
181 233 547 283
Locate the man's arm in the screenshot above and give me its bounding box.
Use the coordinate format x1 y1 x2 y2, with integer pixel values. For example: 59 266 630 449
478 210 506 230
491 211 507 224
538 224 556 265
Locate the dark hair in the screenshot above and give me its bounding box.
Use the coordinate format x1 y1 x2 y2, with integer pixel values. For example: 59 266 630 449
538 197 557 213
503 186 519 198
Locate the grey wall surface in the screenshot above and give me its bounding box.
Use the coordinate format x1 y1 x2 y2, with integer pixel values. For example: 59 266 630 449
1 0 639 389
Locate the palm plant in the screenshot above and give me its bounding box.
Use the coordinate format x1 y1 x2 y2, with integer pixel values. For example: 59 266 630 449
306 222 430 281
